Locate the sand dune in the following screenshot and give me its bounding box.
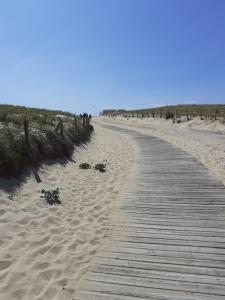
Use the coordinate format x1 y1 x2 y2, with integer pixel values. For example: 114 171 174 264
0 125 135 300
97 116 225 186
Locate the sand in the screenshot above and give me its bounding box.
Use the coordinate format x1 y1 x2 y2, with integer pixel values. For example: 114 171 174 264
2 115 225 300
0 124 135 300
96 116 225 186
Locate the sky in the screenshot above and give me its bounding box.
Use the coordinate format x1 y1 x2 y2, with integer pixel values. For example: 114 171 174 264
0 0 225 115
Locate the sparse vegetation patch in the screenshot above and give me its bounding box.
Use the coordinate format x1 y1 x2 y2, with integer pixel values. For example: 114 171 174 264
79 163 92 169
0 105 93 178
41 188 61 205
94 163 106 172
79 162 107 172
103 104 225 122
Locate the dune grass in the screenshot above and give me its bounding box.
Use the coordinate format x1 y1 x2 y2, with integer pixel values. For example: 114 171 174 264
109 104 225 121
0 104 93 178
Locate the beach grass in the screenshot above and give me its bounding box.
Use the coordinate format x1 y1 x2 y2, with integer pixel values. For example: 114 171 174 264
0 104 93 178
106 104 225 121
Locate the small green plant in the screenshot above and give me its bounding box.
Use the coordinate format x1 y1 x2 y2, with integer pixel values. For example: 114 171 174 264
95 163 106 173
41 188 61 205
79 163 92 169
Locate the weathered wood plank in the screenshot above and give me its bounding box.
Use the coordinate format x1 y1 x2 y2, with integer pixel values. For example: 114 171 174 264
76 124 225 299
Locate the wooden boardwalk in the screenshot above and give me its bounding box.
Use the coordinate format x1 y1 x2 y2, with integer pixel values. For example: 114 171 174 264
76 125 225 300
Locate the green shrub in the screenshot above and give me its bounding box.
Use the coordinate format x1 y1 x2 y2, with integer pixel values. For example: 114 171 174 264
95 163 106 172
79 163 92 169
41 188 61 205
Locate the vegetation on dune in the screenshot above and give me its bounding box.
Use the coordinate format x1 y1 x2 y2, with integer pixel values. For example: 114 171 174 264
0 104 75 119
79 163 92 169
0 104 94 178
94 163 106 173
41 188 61 205
79 162 107 172
103 104 225 122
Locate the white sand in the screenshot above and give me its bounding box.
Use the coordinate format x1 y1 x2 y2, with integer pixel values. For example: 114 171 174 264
96 116 225 186
0 125 135 300
2 115 224 300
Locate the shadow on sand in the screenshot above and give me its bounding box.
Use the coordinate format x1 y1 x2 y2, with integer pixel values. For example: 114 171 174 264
0 157 76 194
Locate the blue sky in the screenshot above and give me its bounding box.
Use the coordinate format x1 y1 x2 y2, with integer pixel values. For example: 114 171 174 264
0 0 225 114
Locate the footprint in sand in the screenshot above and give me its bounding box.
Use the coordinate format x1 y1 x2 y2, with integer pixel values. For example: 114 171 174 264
33 261 50 270
0 260 12 270
37 268 62 281
67 242 78 252
70 219 80 226
30 236 50 248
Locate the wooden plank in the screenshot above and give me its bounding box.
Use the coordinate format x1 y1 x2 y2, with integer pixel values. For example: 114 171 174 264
86 272 225 294
94 255 225 275
76 124 225 299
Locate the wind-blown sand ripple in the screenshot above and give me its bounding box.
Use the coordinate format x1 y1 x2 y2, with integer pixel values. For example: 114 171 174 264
0 125 135 300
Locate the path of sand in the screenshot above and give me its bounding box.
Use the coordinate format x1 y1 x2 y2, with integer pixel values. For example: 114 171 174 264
0 125 135 300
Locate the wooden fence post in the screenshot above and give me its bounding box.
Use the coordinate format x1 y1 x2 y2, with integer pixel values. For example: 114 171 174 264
215 110 218 121
59 119 64 139
24 118 31 148
74 117 78 132
82 114 85 128
186 110 189 121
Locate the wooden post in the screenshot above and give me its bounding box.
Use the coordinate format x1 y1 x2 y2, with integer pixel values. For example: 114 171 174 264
85 115 88 127
59 119 64 139
82 114 85 128
74 117 78 132
186 110 189 121
24 118 31 148
215 110 218 121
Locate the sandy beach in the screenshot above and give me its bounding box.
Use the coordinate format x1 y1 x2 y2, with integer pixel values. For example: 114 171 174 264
97 116 225 187
1 116 225 299
0 124 135 300
1 0 224 298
